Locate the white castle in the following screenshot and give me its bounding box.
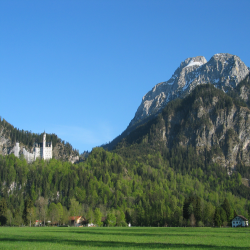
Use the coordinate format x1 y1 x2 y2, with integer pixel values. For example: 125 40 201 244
13 132 52 163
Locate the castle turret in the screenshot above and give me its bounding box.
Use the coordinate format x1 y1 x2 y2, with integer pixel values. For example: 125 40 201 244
43 132 46 160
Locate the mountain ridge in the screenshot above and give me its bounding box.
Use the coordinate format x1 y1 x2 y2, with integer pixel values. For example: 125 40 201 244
130 53 249 128
114 82 250 169
104 53 250 151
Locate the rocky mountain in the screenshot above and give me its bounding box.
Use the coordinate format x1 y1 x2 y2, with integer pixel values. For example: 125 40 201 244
0 118 79 163
130 53 249 128
104 53 250 151
115 82 250 169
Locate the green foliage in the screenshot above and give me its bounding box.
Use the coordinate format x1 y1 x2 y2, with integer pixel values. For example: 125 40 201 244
221 198 231 222
94 208 103 226
0 198 7 226
106 212 116 226
227 73 250 107
22 197 33 226
48 203 59 225
0 117 78 156
214 207 221 227
57 203 63 225
235 162 250 179
0 140 249 227
69 198 81 216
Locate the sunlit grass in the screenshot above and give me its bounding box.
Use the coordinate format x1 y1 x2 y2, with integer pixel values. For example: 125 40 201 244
0 226 249 249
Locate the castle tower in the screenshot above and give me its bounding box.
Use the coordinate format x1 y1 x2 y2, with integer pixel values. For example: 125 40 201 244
14 142 19 157
43 132 46 160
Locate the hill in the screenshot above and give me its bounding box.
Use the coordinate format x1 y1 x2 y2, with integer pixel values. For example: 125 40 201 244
114 82 250 170
0 118 79 163
104 53 250 151
1 56 250 227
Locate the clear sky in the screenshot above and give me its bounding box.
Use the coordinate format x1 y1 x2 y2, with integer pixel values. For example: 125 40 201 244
1 0 250 153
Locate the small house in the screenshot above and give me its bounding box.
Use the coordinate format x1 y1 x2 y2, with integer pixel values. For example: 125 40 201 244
35 220 42 226
69 216 84 227
232 215 248 227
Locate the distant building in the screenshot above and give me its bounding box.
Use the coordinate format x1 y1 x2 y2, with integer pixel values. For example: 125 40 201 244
14 142 20 157
69 216 84 227
232 215 248 227
13 132 52 163
33 132 53 160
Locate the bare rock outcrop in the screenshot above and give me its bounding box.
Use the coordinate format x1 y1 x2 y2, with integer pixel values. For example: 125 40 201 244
130 53 249 128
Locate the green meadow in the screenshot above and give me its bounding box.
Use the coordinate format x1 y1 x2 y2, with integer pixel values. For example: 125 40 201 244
0 227 249 250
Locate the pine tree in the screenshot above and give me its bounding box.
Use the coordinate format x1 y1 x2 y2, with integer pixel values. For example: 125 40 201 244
183 197 191 220
194 197 202 223
0 198 7 226
214 207 221 227
221 198 231 221
125 210 132 224
22 197 33 226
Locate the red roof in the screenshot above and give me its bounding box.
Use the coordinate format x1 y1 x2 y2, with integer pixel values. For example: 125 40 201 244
69 216 81 220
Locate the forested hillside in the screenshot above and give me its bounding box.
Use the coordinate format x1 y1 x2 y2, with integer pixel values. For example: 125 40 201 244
1 82 250 227
115 82 250 168
0 118 79 162
0 146 249 227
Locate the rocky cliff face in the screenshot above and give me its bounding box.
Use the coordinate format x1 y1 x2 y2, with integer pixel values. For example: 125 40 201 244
0 129 13 155
124 84 250 169
52 141 79 163
130 53 249 128
0 120 79 163
163 98 250 168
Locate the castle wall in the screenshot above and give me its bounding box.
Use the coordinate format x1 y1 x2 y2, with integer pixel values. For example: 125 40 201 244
34 147 41 159
43 147 52 160
33 144 52 160
14 142 19 157
13 133 53 163
23 148 35 163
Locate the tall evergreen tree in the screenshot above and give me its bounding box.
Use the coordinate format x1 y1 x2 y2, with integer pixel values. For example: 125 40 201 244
194 197 202 223
22 197 33 226
214 207 221 227
221 198 231 221
0 198 7 226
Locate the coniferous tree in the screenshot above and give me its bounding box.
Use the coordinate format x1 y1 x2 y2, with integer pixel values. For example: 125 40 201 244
0 198 7 226
214 207 221 227
183 198 190 221
221 198 231 222
219 207 227 226
194 197 202 223
22 197 34 226
125 210 132 224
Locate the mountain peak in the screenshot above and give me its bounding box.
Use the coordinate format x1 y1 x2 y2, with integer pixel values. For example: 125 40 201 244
182 56 207 69
130 53 249 128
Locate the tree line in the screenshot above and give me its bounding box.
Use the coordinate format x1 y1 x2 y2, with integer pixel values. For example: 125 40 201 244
0 146 249 227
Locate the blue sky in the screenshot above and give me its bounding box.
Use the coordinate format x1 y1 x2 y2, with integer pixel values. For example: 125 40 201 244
1 0 250 153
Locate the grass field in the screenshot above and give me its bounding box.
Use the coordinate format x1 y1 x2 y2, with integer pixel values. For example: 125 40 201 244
0 227 249 249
